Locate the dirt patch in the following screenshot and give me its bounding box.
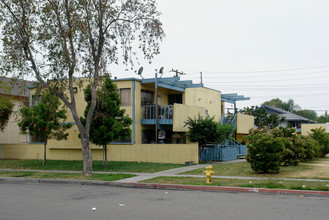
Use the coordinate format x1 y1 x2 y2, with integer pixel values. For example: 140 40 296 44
290 160 329 179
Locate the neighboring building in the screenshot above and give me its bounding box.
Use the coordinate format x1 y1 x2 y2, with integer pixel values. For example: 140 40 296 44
0 78 35 147
301 123 329 136
0 76 254 164
260 105 313 133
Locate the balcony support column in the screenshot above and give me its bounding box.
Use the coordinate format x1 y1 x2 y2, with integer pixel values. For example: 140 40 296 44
155 72 158 143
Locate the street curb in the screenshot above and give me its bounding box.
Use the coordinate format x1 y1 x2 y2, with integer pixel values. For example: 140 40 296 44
1 177 329 197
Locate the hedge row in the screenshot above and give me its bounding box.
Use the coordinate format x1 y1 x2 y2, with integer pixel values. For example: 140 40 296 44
245 127 329 173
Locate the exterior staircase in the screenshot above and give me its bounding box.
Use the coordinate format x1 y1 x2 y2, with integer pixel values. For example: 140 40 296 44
199 114 247 161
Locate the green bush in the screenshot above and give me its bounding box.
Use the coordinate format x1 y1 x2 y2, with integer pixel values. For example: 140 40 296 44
299 135 320 161
276 127 305 166
309 128 329 158
246 128 284 173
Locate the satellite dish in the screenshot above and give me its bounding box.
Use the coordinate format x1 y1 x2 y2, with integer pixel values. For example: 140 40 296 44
138 67 143 75
159 67 164 78
136 67 144 79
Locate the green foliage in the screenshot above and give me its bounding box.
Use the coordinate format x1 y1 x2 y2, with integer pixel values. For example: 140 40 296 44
218 123 236 141
272 127 304 166
293 109 317 121
298 135 320 161
246 126 322 172
317 111 329 123
185 115 235 154
263 98 317 121
0 95 14 132
309 128 329 158
263 98 300 112
18 91 72 164
81 74 132 165
246 128 285 173
240 105 284 129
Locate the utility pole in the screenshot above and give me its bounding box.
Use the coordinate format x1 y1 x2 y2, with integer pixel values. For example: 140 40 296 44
200 72 203 84
170 69 185 77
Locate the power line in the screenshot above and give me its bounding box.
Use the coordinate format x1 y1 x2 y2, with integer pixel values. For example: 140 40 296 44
203 74 329 83
202 69 329 78
194 63 329 74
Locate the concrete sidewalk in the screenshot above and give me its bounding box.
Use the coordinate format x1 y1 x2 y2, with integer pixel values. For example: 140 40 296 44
2 159 329 183
2 159 329 196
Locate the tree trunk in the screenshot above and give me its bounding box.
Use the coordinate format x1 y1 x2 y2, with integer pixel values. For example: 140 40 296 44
199 143 206 157
104 145 108 167
43 140 47 165
81 135 93 176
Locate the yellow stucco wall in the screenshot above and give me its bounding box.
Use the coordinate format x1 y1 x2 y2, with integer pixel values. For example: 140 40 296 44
0 143 199 164
301 123 327 136
109 143 198 164
30 79 136 149
0 97 29 144
173 104 206 132
4 78 212 164
236 113 254 134
184 87 221 121
236 133 248 144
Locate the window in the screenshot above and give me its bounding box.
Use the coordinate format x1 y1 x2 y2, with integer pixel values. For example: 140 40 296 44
119 88 131 106
141 90 154 105
30 134 45 143
168 94 182 105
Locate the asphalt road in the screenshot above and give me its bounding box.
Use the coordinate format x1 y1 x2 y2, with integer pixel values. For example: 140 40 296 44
1 182 329 220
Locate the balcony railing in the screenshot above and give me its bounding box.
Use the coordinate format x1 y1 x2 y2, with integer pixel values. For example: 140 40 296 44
141 105 173 125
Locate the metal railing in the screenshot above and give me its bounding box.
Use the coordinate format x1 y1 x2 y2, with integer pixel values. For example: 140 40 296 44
142 105 173 120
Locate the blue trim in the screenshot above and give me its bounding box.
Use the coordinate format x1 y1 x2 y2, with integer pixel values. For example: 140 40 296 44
222 93 238 97
141 119 173 125
109 142 134 145
28 87 31 107
185 84 204 88
141 77 180 84
59 122 76 125
132 80 136 144
172 80 193 85
158 82 185 92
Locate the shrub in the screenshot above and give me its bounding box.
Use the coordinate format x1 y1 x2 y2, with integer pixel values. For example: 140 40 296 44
246 128 284 173
276 127 306 166
309 128 329 158
269 127 303 166
300 135 320 161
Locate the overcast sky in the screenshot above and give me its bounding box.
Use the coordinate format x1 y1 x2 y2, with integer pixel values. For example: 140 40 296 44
111 0 329 115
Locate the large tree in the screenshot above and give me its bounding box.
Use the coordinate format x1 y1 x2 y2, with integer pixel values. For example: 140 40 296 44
0 0 164 175
263 98 318 121
18 91 72 165
81 74 132 166
240 106 284 129
263 98 301 112
293 109 317 121
317 111 329 123
184 115 235 156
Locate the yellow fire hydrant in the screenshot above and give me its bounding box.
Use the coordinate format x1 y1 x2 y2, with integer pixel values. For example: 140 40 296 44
203 165 214 184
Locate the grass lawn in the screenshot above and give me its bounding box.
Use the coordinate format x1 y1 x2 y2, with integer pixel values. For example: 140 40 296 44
0 160 185 173
0 171 135 181
143 176 329 191
182 158 329 180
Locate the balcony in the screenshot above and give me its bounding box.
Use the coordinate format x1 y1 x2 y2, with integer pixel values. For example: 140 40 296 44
141 105 173 125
